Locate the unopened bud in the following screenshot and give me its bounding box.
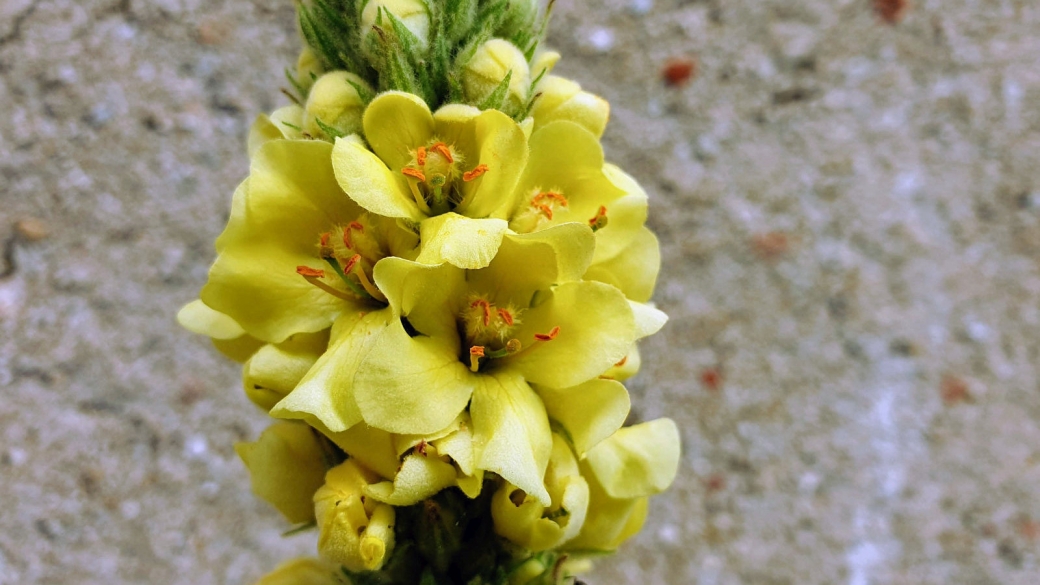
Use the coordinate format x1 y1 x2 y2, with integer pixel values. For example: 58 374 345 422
462 39 531 114
531 75 610 138
361 0 431 51
294 47 324 95
303 71 372 139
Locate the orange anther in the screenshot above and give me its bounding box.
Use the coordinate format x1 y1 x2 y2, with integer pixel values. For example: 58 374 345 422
589 206 608 226
533 192 568 206
343 221 364 249
614 356 628 367
534 203 554 220
431 142 453 163
296 266 325 278
416 146 427 166
470 345 485 357
463 164 488 182
534 326 560 341
416 440 428 456
402 167 426 181
319 232 331 247
470 299 492 326
343 254 362 274
497 309 514 326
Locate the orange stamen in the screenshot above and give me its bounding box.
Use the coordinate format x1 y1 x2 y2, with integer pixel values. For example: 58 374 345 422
534 203 554 220
471 299 492 326
469 345 485 372
416 146 427 166
296 266 326 278
589 206 607 225
614 356 628 367
533 192 568 206
342 221 364 249
534 326 560 341
496 309 514 326
343 254 362 274
463 164 488 182
402 167 426 181
319 232 331 247
431 142 453 163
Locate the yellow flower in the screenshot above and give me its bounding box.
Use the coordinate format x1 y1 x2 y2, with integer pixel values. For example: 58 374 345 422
198 138 418 345
314 460 396 572
253 557 340 585
530 75 610 139
346 225 639 505
491 434 589 551
566 418 680 551
235 421 330 525
331 91 528 268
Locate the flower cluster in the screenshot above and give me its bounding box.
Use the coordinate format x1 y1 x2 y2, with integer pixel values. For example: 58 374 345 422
179 2 679 583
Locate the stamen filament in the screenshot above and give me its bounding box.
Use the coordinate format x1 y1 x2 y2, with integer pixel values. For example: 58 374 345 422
469 346 485 372
406 177 433 215
323 257 373 300
351 259 387 302
298 268 356 301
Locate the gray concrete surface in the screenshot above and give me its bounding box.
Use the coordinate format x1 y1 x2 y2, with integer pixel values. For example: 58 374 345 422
2 0 1040 583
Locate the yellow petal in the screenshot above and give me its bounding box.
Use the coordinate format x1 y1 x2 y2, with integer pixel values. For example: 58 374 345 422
446 109 529 219
235 421 328 524
176 300 245 339
363 91 435 171
332 134 423 221
322 423 400 480
628 301 668 339
272 309 394 432
584 226 660 303
506 281 637 389
373 256 466 340
584 418 681 499
537 378 630 457
244 330 330 411
565 458 649 551
353 319 475 434
471 370 552 506
364 452 459 506
415 213 508 269
253 557 340 585
468 223 595 307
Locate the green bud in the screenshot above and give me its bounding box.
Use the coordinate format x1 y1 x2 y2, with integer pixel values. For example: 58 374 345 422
294 47 324 95
303 71 373 139
361 0 431 51
496 0 541 40
462 39 531 115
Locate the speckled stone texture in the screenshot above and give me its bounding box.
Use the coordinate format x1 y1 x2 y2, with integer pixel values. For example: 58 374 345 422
2 0 1039 583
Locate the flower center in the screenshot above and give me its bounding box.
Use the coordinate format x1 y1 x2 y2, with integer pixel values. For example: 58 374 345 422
295 213 388 303
509 189 570 233
401 140 488 216
461 293 560 372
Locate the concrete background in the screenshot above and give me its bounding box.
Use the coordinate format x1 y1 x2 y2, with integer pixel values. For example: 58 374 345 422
2 0 1040 583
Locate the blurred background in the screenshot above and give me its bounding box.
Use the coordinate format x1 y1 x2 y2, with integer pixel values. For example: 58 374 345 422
2 0 1040 583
